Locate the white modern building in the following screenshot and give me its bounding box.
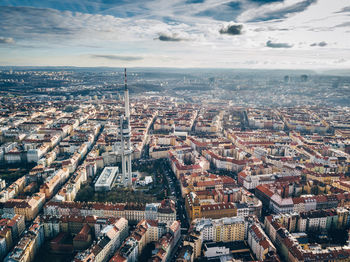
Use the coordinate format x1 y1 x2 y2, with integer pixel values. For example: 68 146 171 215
94 166 119 191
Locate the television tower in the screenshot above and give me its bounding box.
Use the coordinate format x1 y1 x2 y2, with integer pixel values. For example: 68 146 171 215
120 68 132 187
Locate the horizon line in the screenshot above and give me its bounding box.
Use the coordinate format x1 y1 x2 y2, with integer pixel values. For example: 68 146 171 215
1 65 350 72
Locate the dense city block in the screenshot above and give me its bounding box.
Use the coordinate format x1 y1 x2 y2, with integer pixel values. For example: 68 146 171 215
0 68 349 262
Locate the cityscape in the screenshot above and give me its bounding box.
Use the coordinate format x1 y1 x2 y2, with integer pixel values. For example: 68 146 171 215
0 0 350 262
0 67 348 262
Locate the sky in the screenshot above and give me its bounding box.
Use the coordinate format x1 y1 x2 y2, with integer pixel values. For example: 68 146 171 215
0 0 349 69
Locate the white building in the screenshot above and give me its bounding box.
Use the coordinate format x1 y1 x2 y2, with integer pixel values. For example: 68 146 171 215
94 166 119 192
137 176 153 186
118 237 139 262
203 242 230 259
248 223 276 261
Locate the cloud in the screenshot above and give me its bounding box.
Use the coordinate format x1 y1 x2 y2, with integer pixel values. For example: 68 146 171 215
254 26 289 32
0 5 162 45
310 41 327 47
0 37 14 44
0 0 146 19
266 40 293 48
249 0 284 3
157 33 184 41
195 1 242 21
334 22 350 28
0 6 88 42
0 0 349 69
219 24 243 35
335 6 350 13
185 0 205 3
334 58 347 64
91 54 143 61
243 0 317 22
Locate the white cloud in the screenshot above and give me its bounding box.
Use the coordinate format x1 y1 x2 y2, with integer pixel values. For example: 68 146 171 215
0 37 15 44
0 0 349 69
